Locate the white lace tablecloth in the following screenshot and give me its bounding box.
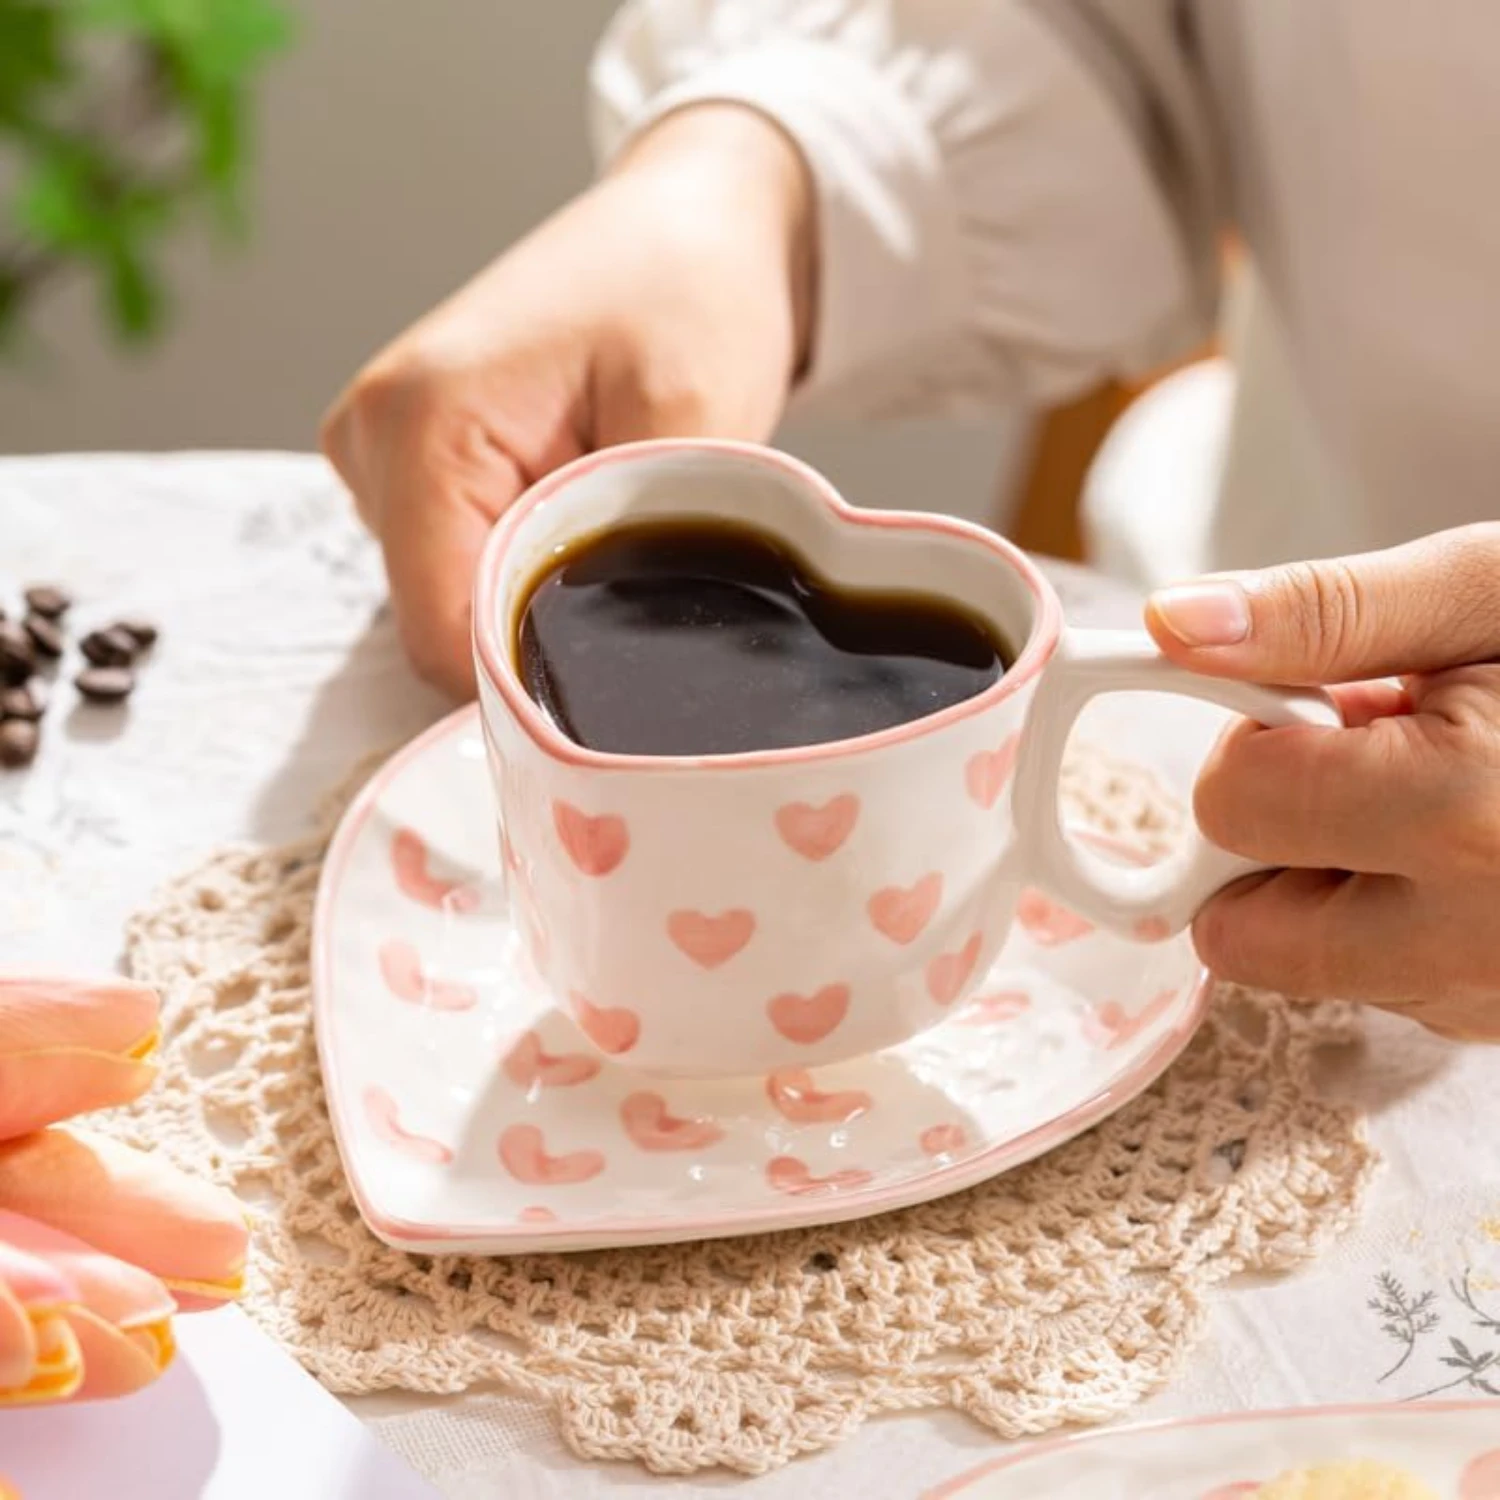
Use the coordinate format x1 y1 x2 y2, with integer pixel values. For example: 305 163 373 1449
2 453 1496 1499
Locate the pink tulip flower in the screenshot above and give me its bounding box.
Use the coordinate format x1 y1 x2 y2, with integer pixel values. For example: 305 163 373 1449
0 978 160 1140
0 976 250 1406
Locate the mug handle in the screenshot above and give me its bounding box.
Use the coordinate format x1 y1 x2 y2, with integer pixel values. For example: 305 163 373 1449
1010 628 1343 936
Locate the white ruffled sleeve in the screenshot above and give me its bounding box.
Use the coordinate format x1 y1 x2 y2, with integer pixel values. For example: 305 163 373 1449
589 0 1221 416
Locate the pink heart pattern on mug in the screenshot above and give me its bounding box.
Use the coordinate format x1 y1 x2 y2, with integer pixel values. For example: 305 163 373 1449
1016 889 1094 946
498 1123 605 1186
1133 915 1172 942
363 1086 453 1166
765 1068 871 1125
619 1091 725 1152
501 1030 601 1089
377 940 478 1012
667 908 756 969
552 801 630 877
391 828 481 913
964 735 1019 810
766 1155 874 1196
766 983 850 1046
569 992 641 1056
926 932 983 1006
774 794 860 861
867 873 943 946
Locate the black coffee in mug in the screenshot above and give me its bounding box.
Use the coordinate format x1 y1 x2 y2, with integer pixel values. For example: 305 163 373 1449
515 517 1011 757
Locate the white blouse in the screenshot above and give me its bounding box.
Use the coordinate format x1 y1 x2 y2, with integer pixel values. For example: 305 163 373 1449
589 1 1500 566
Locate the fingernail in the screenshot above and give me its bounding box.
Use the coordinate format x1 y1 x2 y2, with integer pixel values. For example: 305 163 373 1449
1150 581 1250 648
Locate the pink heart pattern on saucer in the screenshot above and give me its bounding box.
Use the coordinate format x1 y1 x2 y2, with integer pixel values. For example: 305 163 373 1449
926 1401 1500 1499
766 1069 871 1125
619 1091 726 1152
313 708 1208 1255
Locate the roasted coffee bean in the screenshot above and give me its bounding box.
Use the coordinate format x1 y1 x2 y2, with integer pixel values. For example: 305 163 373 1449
22 613 63 659
23 584 71 620
0 622 36 685
0 681 46 721
80 627 136 668
0 719 39 768
113 616 158 650
75 665 135 703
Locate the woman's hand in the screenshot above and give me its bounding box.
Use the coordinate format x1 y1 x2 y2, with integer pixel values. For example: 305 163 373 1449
321 105 814 699
1147 523 1500 1040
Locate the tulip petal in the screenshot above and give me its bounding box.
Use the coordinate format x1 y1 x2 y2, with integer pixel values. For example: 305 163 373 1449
0 1220 91 1400
64 1305 176 1400
0 1130 248 1306
0 1232 79 1311
0 1208 177 1402
0 1310 82 1405
161 1276 248 1314
0 1279 35 1392
0 976 159 1056
0 976 161 1139
0 1210 175 1331
0 1048 158 1140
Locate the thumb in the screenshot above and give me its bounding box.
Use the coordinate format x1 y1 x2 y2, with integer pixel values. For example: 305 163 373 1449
1145 523 1500 684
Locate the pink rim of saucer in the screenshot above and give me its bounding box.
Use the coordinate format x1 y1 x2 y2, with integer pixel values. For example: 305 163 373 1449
313 706 1211 1251
921 1400 1500 1499
470 437 1067 774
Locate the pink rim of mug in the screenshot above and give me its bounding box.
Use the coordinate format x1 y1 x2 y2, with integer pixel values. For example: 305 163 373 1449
470 438 1067 773
312 706 1211 1250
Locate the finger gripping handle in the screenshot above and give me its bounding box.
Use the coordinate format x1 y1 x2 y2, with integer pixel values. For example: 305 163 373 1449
1011 629 1342 936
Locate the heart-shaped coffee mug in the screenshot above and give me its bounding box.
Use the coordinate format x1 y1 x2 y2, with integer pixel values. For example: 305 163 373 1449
473 440 1338 1078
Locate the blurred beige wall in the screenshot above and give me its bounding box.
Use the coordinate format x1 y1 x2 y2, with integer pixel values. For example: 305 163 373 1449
0 0 1024 523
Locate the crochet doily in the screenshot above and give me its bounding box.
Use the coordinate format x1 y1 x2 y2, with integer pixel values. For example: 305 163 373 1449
106 749 1377 1475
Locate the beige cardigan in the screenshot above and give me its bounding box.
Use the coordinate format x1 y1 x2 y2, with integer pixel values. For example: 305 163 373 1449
591 1 1500 568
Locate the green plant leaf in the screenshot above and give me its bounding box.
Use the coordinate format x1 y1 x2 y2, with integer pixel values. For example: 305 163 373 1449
182 76 243 189
190 0 294 84
13 144 105 253
100 237 164 340
84 0 293 82
0 0 291 354
0 269 21 343
0 2 68 127
117 179 178 236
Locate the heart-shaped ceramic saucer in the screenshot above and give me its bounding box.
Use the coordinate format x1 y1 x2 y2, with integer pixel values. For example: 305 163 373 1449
921 1402 1500 1499
313 708 1207 1255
